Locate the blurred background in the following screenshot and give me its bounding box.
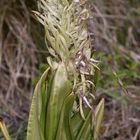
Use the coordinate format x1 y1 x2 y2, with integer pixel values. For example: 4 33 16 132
0 0 140 139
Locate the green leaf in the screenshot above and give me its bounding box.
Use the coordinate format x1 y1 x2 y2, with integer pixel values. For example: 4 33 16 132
75 111 92 140
45 62 72 140
71 108 91 138
56 94 75 140
94 98 104 140
71 112 84 138
26 68 50 140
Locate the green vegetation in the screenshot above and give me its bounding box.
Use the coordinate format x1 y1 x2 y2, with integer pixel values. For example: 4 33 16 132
27 0 104 139
0 0 140 139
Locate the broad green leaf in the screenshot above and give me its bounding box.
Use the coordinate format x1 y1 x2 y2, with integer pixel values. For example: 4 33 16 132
27 68 50 140
63 94 75 140
56 94 75 140
45 62 72 140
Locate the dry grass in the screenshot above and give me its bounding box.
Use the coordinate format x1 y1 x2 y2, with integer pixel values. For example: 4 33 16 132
0 0 38 139
0 0 140 139
91 0 140 139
